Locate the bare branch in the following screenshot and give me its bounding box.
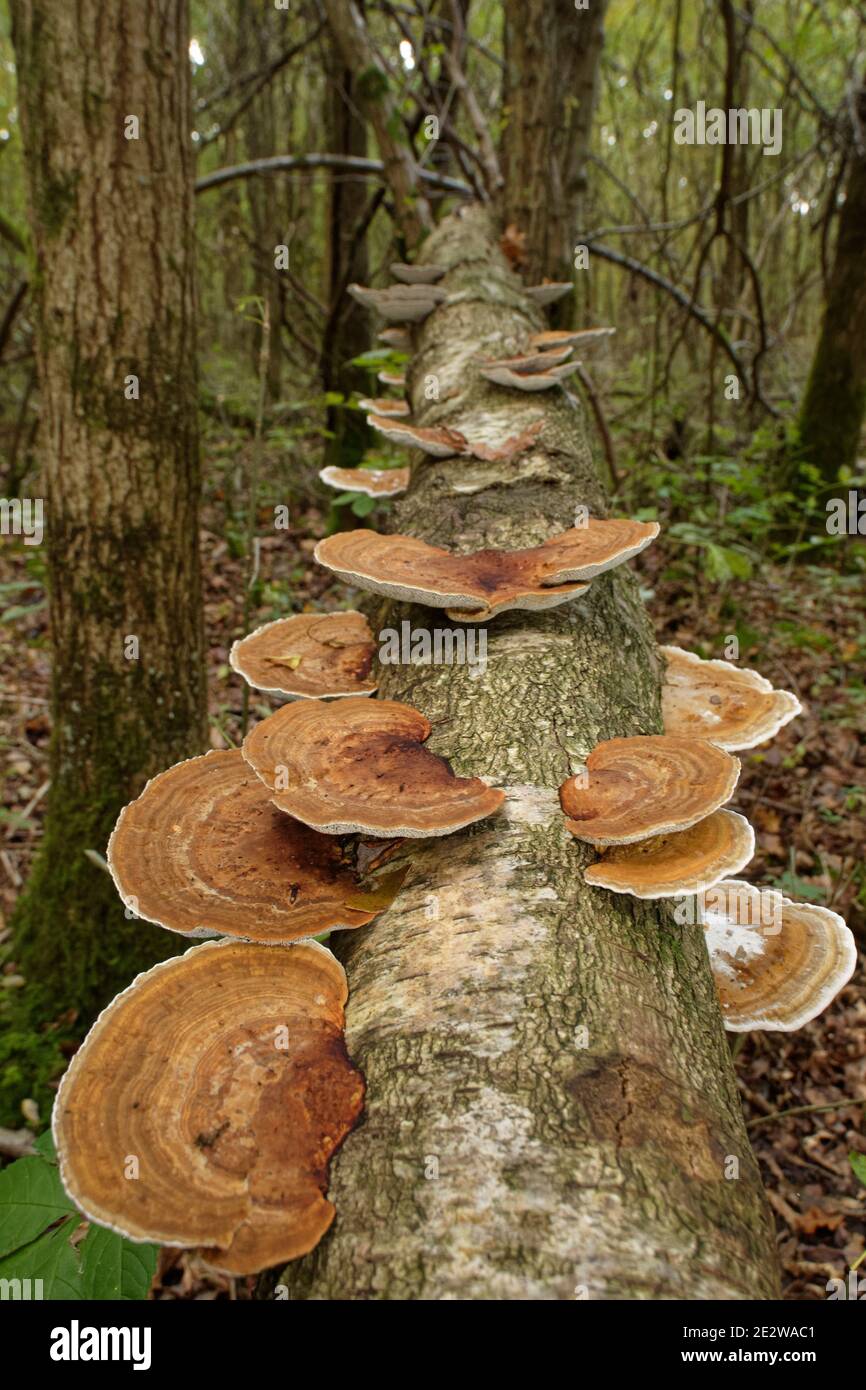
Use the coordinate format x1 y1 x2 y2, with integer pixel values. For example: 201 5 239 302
195 152 473 199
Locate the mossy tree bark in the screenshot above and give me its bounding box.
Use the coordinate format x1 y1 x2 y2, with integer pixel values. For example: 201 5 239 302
281 205 780 1300
9 0 206 1033
795 79 866 486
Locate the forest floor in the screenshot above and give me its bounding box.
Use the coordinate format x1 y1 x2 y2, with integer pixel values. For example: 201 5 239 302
0 469 864 1300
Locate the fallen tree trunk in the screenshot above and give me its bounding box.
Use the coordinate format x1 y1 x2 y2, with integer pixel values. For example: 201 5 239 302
283 204 780 1300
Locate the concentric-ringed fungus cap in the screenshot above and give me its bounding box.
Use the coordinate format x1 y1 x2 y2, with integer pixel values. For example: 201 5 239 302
243 696 505 837
698 879 857 1031
319 465 409 498
390 261 446 284
480 361 582 391
560 735 740 845
52 938 364 1274
525 282 573 305
377 369 406 388
357 396 410 417
107 749 400 942
483 346 573 373
368 414 468 457
230 610 377 701
661 646 802 750
315 520 657 621
584 808 754 898
529 327 616 351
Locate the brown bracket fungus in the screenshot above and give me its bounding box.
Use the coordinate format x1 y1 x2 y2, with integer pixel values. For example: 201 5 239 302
348 282 446 323
524 281 573 305
529 326 616 351
390 261 446 284
480 360 582 391
584 808 754 898
560 734 740 845
483 345 574 373
319 465 410 498
315 519 657 621
107 748 398 942
242 696 505 837
52 938 364 1274
661 645 802 750
357 396 410 417
368 414 469 457
377 369 406 388
377 327 410 348
229 610 377 701
698 879 857 1031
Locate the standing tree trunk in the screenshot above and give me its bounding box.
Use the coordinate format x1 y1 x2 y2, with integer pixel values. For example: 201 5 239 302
323 0 432 249
502 0 609 290
240 0 284 403
795 79 866 486
280 205 780 1300
9 0 206 1031
320 25 372 469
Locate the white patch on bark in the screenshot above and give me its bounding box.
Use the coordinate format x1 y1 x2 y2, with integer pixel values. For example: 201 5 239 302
346 801 555 1057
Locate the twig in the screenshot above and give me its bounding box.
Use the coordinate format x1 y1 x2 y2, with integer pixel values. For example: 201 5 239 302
575 365 619 488
195 152 472 198
747 1100 863 1132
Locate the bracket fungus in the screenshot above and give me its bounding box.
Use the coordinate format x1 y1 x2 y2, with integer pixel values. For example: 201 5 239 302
243 696 505 837
390 261 446 284
319 465 409 498
377 369 406 388
560 735 740 845
348 282 446 322
661 645 802 750
480 360 582 391
229 610 377 701
483 345 574 373
584 808 754 898
529 327 616 351
524 281 573 305
315 519 657 621
107 749 399 942
52 938 364 1274
368 414 468 457
698 880 857 1031
377 327 410 347
357 396 410 417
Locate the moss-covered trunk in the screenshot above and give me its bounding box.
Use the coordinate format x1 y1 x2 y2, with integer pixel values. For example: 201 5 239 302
8 0 206 1045
795 81 866 485
281 205 780 1300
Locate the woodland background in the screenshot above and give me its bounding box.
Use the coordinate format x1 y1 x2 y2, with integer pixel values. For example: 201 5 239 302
0 0 864 1299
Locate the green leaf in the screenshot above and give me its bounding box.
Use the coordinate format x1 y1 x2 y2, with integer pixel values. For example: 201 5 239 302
0 599 48 624
351 494 377 517
850 1152 866 1188
79 1224 158 1301
0 1148 77 1259
0 1220 83 1300
349 348 408 369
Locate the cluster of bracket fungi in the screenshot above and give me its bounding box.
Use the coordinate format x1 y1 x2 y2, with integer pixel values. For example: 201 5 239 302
52 257 856 1278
